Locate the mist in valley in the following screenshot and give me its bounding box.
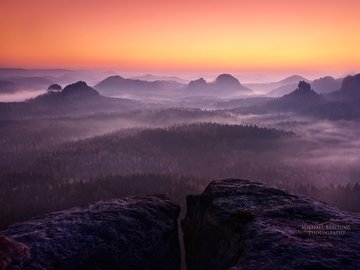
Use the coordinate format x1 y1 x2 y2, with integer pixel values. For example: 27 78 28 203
0 70 360 229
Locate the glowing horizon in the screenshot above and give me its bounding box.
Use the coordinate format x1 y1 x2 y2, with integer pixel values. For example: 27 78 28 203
1 0 360 73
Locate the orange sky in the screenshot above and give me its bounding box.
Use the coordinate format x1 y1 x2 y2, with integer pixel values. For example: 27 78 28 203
1 0 360 73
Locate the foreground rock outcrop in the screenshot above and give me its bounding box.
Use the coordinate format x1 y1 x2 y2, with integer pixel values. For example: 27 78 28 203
0 236 30 270
1 195 180 270
182 179 360 270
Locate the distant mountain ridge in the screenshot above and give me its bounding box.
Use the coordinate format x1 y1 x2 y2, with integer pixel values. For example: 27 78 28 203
0 68 121 96
187 74 251 97
278 75 309 85
215 74 246 89
94 75 184 98
311 76 342 94
61 81 99 98
0 80 17 93
34 81 100 104
245 75 343 97
188 78 207 90
267 83 298 97
330 73 360 101
0 81 144 119
95 73 251 99
130 74 188 83
0 76 54 93
245 75 309 94
261 76 360 120
268 81 323 111
304 74 360 120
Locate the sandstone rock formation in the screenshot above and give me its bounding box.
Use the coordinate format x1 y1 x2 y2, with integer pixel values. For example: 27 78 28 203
0 235 30 270
182 179 360 270
1 195 180 270
186 74 251 97
47 84 62 92
2 180 360 270
269 81 323 111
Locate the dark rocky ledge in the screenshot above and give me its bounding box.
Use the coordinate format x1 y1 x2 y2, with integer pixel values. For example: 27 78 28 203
1 180 359 270
182 179 360 270
1 195 180 270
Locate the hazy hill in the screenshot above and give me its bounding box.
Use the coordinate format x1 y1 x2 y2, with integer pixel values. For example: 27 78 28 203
130 74 188 84
215 74 248 90
32 123 292 179
34 81 99 104
0 80 17 93
311 76 342 94
245 75 309 94
267 83 298 97
279 75 309 85
187 74 252 97
304 74 360 120
267 76 343 97
94 75 184 98
0 76 54 92
330 73 360 101
268 81 323 111
215 96 273 109
187 78 207 90
0 68 123 95
0 81 144 119
0 68 72 78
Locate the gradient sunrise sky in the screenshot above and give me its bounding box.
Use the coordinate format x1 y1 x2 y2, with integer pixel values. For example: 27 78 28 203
1 0 360 74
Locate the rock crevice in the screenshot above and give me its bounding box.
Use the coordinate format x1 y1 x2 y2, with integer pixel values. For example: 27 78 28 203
182 179 360 270
2 180 360 270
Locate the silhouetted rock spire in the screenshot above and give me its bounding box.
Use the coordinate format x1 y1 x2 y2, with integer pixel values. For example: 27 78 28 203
297 81 311 92
61 81 99 98
188 78 207 89
186 74 251 96
47 83 62 92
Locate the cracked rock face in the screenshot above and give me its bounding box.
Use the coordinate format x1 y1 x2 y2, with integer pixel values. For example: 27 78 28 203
1 195 180 270
182 179 360 270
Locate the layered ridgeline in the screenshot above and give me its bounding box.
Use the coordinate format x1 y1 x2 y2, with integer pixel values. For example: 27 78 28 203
0 77 53 94
246 75 310 96
0 81 17 94
187 74 252 97
232 76 360 120
94 73 252 99
268 80 324 111
329 73 360 101
94 75 184 98
0 81 144 119
232 81 324 114
270 75 360 119
311 76 342 94
305 74 360 120
244 75 341 97
1 179 359 269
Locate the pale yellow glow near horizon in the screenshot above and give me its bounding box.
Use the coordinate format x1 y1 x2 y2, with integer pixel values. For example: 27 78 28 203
1 0 360 73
